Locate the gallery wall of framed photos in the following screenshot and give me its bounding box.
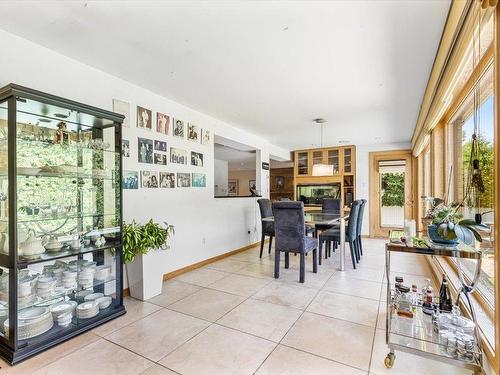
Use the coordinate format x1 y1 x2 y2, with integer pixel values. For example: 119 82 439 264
113 99 210 192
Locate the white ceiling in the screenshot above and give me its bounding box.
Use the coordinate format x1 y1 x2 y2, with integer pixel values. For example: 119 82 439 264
0 0 450 150
214 143 256 172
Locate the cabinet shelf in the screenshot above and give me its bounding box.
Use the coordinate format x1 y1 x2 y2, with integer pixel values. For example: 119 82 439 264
0 167 115 180
0 212 117 224
14 241 121 267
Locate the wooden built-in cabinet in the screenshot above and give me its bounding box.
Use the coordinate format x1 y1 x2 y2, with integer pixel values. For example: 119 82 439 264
293 146 356 208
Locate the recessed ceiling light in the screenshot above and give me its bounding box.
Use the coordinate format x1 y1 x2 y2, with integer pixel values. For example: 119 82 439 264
54 113 68 119
38 118 51 123
338 140 349 144
282 26 289 31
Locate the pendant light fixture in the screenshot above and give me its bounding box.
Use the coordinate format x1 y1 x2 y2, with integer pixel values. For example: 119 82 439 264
312 118 333 176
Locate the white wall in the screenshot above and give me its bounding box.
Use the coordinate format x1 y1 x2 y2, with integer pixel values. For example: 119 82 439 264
214 159 229 196
356 142 411 236
0 30 289 285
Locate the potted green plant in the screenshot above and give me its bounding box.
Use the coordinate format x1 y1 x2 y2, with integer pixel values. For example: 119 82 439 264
123 220 174 300
423 197 487 245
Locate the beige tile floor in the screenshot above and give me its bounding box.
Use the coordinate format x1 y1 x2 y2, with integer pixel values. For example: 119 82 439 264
0 238 470 375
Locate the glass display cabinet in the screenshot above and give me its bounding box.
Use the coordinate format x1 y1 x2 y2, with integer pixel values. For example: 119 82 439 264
0 84 125 364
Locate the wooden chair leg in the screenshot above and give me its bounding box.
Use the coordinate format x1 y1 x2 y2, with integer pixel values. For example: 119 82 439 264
299 253 305 283
274 249 280 278
349 241 356 269
285 252 290 269
259 233 265 258
312 249 318 273
268 236 273 254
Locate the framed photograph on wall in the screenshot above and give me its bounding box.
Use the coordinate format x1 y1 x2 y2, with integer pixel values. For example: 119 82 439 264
228 179 238 196
191 151 203 167
122 170 138 189
170 147 187 164
201 129 211 145
249 179 256 191
141 170 158 188
154 153 167 165
177 173 191 188
173 119 185 138
137 106 152 130
159 172 175 188
122 139 130 158
113 99 130 128
276 176 285 189
187 123 200 142
138 138 153 164
192 173 206 187
156 112 170 135
154 140 167 152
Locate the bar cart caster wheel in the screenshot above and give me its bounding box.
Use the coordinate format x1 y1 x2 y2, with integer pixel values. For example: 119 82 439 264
384 353 395 368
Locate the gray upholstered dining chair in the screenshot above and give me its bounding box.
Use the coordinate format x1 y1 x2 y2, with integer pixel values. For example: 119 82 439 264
356 199 367 257
318 200 361 269
273 201 318 283
257 198 275 258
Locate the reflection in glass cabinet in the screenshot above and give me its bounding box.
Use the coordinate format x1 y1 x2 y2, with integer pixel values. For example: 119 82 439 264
0 84 125 364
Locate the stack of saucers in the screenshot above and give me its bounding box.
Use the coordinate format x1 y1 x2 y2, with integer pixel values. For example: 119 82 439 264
61 271 77 289
78 268 96 290
36 276 57 299
56 312 73 327
76 301 99 319
49 300 77 321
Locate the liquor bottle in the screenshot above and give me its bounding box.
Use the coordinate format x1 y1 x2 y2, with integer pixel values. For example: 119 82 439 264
439 274 452 312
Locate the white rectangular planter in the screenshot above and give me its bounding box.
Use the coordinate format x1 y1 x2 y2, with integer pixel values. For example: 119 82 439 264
126 251 164 301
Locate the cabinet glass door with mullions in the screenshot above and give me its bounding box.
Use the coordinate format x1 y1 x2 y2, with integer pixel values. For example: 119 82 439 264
0 84 125 364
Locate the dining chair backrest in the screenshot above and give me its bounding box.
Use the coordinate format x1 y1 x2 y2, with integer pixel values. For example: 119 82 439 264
273 201 305 252
322 198 341 213
346 200 361 238
258 198 274 235
356 199 367 236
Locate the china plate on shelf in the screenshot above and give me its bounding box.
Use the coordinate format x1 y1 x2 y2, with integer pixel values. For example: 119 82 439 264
19 306 47 321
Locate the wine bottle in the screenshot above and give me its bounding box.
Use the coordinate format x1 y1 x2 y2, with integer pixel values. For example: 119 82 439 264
439 274 452 312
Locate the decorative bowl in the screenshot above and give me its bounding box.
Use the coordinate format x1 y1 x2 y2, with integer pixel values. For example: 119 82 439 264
427 225 458 245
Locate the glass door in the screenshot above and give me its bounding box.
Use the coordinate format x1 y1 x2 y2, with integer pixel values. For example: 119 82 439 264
378 160 406 228
297 152 308 175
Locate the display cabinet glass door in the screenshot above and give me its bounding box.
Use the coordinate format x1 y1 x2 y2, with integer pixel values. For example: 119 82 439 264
343 148 352 173
312 151 323 166
327 149 339 174
297 152 308 175
0 94 122 358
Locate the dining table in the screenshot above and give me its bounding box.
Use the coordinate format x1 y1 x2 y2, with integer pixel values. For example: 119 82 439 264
262 211 349 271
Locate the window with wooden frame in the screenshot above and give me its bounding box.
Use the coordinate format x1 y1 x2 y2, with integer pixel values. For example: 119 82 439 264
411 2 499 367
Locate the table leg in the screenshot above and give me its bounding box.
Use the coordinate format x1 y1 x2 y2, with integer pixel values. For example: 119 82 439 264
340 216 345 271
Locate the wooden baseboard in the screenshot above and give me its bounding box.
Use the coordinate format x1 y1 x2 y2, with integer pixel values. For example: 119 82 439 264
162 240 262 281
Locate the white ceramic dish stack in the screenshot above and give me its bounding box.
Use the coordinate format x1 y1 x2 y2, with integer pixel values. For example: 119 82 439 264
36 276 57 298
49 300 77 321
94 265 111 281
84 293 103 302
56 312 73 327
76 301 99 319
95 296 112 310
4 307 54 340
61 271 77 289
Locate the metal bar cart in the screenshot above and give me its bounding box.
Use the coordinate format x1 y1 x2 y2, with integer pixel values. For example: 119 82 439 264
385 237 483 374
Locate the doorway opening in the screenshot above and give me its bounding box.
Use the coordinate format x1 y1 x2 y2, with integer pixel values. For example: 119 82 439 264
369 150 413 237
